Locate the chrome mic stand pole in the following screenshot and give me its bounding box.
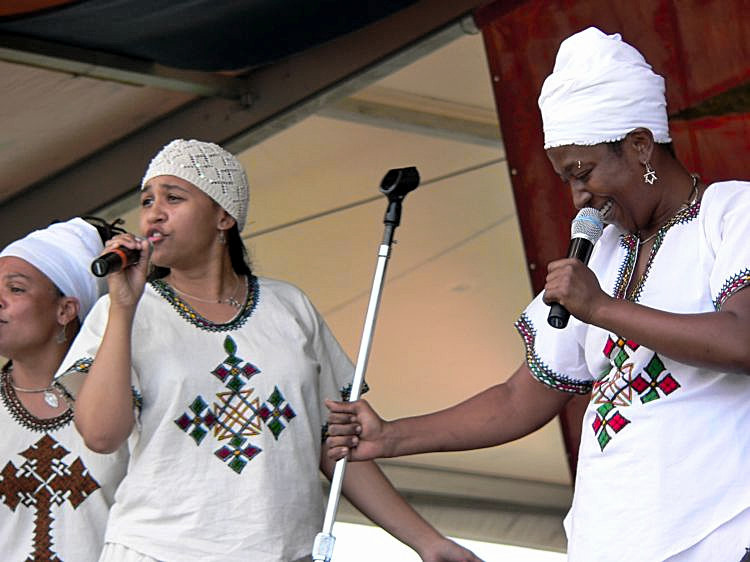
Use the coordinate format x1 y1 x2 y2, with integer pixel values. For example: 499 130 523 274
312 166 420 562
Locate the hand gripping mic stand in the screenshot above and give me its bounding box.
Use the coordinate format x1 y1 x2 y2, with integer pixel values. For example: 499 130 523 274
312 166 420 562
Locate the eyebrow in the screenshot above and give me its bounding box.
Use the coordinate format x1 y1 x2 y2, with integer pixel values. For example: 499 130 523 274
3 273 31 282
142 182 190 194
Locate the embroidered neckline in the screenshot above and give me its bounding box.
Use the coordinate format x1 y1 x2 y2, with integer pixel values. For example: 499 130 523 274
151 275 260 332
0 366 73 432
613 199 701 302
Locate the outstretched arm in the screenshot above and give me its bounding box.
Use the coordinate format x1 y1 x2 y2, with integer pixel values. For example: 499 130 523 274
319 453 482 562
326 364 572 461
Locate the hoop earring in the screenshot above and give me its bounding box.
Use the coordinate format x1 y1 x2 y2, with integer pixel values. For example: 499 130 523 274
56 323 67 345
643 161 658 185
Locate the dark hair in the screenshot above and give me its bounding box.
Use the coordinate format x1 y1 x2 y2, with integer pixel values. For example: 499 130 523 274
148 224 252 281
81 216 127 244
606 139 676 158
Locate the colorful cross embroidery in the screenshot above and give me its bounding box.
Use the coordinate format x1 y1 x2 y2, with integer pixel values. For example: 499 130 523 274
592 336 682 451
630 354 680 404
592 402 630 451
0 434 100 560
175 335 296 474
258 386 296 439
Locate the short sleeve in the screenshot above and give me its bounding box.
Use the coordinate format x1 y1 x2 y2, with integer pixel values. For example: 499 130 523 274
55 295 143 423
702 182 750 310
515 292 594 394
295 293 360 440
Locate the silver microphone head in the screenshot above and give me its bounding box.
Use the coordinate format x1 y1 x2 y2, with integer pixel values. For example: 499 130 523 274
571 207 604 243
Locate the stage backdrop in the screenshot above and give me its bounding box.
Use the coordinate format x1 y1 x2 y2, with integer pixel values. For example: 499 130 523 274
474 0 750 476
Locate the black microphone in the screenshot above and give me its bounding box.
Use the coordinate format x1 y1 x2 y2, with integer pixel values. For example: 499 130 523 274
547 207 604 329
91 246 141 277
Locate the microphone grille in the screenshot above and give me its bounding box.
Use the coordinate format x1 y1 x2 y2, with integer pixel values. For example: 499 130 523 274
571 207 603 243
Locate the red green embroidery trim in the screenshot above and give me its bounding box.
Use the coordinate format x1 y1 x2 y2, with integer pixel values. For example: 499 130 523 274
714 268 750 310
514 313 592 394
151 275 259 332
613 200 700 302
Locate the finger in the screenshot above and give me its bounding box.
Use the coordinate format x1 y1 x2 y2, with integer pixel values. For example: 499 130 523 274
326 434 359 449
324 398 358 414
325 422 361 437
326 445 350 461
326 412 358 424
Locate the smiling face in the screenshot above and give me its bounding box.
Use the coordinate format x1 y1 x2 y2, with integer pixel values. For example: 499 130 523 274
139 175 235 270
0 256 66 358
546 134 655 234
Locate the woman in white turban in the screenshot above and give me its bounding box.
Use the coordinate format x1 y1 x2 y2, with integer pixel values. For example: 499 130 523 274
0 217 129 561
326 27 750 561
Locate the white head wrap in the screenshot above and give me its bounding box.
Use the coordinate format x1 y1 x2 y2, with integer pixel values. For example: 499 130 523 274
0 218 106 321
538 27 671 149
141 139 249 231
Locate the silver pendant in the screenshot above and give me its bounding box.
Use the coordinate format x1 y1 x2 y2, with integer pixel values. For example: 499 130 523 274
44 390 59 408
226 297 242 309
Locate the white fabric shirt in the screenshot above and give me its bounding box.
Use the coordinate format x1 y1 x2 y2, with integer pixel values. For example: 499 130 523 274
60 276 356 562
0 371 128 562
516 181 750 561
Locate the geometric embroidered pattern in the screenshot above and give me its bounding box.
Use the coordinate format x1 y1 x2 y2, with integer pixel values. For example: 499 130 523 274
151 275 259 333
591 337 682 451
0 434 100 561
714 268 750 310
630 354 680 404
174 335 296 474
514 313 593 394
614 200 700 302
591 402 630 451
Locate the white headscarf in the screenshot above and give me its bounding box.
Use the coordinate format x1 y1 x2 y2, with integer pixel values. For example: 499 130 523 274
538 27 671 149
0 218 106 321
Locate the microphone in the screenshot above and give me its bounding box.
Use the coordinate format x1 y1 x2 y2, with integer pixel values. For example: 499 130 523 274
547 207 604 329
91 246 141 277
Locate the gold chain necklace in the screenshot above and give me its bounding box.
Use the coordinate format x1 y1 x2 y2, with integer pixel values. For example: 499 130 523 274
169 274 244 310
4 363 59 408
638 173 699 245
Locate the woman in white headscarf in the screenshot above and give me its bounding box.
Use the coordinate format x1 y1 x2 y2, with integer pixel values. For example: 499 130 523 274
0 217 129 561
63 139 480 562
326 27 750 561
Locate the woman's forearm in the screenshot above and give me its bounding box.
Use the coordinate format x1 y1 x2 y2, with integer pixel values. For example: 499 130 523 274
74 305 137 453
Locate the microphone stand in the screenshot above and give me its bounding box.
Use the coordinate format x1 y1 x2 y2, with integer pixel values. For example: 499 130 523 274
312 166 420 562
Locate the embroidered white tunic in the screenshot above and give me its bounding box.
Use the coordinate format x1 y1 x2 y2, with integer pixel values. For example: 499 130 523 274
516 181 750 561
59 277 356 562
0 371 128 562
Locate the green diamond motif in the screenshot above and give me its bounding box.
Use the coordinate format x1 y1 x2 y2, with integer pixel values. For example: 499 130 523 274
190 426 207 445
597 402 614 416
228 457 246 474
645 355 666 378
597 429 611 450
614 349 628 369
227 375 245 392
268 388 283 408
190 396 207 415
267 418 284 439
